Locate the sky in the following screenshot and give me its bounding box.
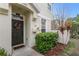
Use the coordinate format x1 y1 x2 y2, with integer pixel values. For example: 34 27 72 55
52 3 79 19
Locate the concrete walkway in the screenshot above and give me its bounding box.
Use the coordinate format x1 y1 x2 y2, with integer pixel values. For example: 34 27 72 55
12 46 43 56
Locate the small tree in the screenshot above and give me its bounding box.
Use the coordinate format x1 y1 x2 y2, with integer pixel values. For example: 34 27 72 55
65 18 72 30
76 14 79 22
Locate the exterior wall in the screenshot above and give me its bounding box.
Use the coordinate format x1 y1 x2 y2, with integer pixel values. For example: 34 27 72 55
0 3 9 10
0 3 53 55
46 20 51 32
0 3 12 55
21 3 53 46
33 3 53 32
0 3 37 54
25 13 35 47
31 16 42 46
22 3 38 47
29 3 53 46
11 3 38 47
24 13 31 46
11 3 41 47
34 3 53 19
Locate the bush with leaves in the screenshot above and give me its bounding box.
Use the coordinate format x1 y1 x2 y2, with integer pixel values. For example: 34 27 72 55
0 48 7 56
35 32 58 53
71 21 79 39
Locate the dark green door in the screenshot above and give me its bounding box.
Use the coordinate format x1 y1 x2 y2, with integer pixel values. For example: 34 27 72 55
12 19 24 46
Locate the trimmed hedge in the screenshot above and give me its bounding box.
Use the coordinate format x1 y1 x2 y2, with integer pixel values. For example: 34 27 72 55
35 32 58 53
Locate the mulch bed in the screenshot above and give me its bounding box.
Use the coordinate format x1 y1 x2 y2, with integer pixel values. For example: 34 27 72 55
44 43 66 56
33 43 67 56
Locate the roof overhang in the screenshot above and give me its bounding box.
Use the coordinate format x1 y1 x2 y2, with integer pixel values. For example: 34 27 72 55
38 14 51 20
29 3 40 13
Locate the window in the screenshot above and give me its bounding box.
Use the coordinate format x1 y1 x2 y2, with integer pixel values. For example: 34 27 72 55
41 19 46 32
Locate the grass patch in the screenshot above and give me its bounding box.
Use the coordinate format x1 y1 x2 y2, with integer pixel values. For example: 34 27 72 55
60 40 75 55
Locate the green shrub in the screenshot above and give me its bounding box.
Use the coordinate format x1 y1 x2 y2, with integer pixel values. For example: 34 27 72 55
0 48 7 56
70 21 79 39
35 32 58 53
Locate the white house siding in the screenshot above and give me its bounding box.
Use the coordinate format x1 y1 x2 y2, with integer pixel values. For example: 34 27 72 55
0 3 53 55
46 20 51 32
34 3 53 19
0 4 12 55
22 3 39 47
23 3 53 47
29 3 53 47
24 13 32 47
33 3 53 32
0 3 38 54
0 3 9 10
11 3 39 47
15 3 53 47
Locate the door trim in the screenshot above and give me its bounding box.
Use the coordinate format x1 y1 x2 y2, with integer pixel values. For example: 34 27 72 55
12 12 25 48
13 44 25 49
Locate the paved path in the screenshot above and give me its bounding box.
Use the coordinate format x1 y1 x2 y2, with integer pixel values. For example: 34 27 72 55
12 46 43 56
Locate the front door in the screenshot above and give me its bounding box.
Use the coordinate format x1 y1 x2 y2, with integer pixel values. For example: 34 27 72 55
12 13 24 47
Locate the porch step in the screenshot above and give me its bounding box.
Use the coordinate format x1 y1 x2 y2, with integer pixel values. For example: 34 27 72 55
13 44 25 50
12 46 43 56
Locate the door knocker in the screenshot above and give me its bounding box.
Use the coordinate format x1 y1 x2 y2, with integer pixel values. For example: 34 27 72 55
14 22 21 32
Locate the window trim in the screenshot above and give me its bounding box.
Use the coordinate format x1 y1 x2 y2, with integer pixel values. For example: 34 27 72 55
41 19 46 32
